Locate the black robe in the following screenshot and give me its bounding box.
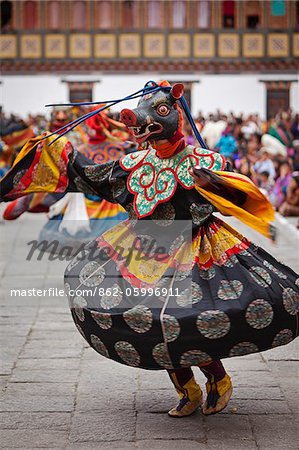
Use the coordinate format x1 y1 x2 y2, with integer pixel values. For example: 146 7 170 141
0 134 298 369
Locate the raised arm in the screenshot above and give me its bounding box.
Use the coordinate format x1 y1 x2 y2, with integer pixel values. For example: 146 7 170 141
0 133 127 204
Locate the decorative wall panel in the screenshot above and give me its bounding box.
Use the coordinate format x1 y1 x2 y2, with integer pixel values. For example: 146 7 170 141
292 34 299 57
144 34 165 58
193 34 215 58
243 34 264 57
168 34 190 58
45 34 66 58
69 34 91 58
20 35 41 59
268 34 289 57
0 35 17 59
119 34 141 58
218 34 239 58
94 34 116 58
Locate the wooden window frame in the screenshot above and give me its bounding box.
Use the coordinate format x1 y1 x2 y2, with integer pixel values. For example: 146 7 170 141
70 0 91 31
92 1 116 30
119 0 141 30
45 1 64 30
144 0 165 30
192 0 212 30
266 0 290 30
22 0 40 30
168 0 190 30
221 0 237 30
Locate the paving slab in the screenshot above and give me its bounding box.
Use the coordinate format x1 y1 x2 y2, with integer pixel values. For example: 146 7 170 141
4 381 77 397
69 412 136 442
0 429 69 448
221 398 291 415
136 411 205 440
207 439 258 449
137 441 207 450
0 411 71 431
10 369 80 383
250 414 299 448
0 394 75 412
204 414 254 440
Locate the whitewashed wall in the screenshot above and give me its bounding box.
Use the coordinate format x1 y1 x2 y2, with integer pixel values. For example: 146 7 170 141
1 73 298 119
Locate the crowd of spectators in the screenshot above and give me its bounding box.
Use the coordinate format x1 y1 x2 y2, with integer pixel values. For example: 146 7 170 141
189 109 299 219
1 108 299 219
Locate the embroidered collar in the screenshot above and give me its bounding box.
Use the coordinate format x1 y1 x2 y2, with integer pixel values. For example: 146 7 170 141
119 146 226 218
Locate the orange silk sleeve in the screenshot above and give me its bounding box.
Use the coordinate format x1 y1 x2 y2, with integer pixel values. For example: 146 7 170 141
194 170 275 239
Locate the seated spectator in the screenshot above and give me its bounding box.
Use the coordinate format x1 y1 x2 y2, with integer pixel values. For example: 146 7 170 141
236 156 253 179
253 149 276 184
246 133 261 164
259 171 274 197
269 161 292 209
279 171 299 216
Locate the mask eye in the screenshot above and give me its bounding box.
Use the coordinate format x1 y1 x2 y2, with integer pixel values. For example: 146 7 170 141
156 104 170 116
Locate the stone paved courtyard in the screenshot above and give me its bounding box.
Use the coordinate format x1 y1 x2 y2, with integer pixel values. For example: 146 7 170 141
0 213 298 449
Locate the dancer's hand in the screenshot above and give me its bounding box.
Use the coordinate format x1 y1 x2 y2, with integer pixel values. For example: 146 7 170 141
192 166 210 187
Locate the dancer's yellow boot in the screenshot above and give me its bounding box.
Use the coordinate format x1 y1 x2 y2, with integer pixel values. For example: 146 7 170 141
202 373 233 415
168 373 203 418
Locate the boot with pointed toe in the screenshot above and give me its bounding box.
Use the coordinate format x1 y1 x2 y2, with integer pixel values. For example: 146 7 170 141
202 374 233 416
